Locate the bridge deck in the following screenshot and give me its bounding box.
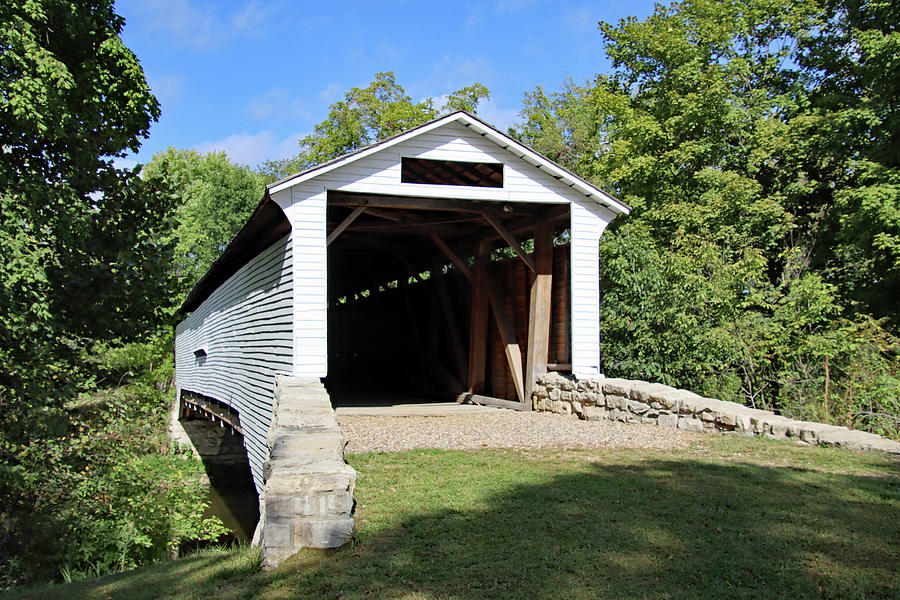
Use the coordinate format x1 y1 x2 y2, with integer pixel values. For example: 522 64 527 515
335 402 505 417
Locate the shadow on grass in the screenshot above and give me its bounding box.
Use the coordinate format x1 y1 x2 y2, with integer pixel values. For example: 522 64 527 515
7 451 898 600
259 455 899 600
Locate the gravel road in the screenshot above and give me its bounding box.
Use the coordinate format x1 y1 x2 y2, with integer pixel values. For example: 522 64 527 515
338 411 702 454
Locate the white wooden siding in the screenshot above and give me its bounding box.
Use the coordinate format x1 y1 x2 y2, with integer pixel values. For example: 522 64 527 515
570 201 615 377
300 122 583 204
175 234 293 492
274 185 328 377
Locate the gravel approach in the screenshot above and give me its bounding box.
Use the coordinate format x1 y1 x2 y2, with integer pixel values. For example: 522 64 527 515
338 410 702 454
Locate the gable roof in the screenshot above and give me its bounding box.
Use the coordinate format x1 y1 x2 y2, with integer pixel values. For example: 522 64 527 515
267 111 630 215
177 111 629 318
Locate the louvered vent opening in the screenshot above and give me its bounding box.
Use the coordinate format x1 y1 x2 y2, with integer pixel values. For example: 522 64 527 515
401 157 503 187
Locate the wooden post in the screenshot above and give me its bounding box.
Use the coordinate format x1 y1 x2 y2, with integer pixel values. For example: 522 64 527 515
525 223 554 408
485 265 526 404
467 241 490 395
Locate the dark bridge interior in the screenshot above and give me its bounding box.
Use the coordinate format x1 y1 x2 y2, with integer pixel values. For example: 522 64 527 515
324 190 572 408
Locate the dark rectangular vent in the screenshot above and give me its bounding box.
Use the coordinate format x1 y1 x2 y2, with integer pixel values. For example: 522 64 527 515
401 157 503 187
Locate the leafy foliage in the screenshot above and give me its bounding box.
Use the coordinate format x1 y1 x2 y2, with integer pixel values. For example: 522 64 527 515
1 338 225 586
0 1 221 586
261 72 490 180
142 149 267 303
514 0 900 437
0 0 173 415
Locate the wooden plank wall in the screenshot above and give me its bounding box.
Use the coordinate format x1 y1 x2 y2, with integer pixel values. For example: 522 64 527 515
174 234 293 493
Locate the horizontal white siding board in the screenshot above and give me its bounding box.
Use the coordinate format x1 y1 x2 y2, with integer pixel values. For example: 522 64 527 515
287 188 328 377
175 234 293 492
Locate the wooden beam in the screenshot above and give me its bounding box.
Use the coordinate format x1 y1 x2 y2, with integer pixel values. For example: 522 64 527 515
349 216 479 232
481 211 537 272
464 394 529 411
484 265 525 404
433 259 468 384
429 233 473 282
331 193 494 213
524 222 554 409
362 207 403 221
326 206 365 246
466 241 490 396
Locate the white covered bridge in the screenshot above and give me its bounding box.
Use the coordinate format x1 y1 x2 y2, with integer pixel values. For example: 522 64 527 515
173 111 629 565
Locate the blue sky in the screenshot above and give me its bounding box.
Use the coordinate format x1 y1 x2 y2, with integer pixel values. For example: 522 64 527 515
116 0 657 169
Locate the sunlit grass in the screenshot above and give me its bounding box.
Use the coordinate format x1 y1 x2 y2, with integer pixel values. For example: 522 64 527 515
5 436 898 600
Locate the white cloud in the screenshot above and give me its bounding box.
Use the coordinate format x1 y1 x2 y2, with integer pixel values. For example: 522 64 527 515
231 0 276 32
425 55 496 94
121 0 276 48
246 87 310 120
195 130 303 167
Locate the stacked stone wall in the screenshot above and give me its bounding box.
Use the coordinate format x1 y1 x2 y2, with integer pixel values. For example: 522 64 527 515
534 373 900 454
257 376 356 569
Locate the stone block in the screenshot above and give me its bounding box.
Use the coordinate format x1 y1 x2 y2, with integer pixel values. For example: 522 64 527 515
602 378 633 397
606 394 628 411
765 416 793 438
630 382 674 403
326 491 354 515
627 400 651 415
583 406 606 421
269 430 346 462
263 521 292 549
299 518 355 548
677 417 705 432
658 413 679 428
699 410 718 423
571 401 584 417
648 389 693 410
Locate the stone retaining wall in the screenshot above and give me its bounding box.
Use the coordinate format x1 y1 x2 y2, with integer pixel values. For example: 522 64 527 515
534 372 900 454
257 376 356 569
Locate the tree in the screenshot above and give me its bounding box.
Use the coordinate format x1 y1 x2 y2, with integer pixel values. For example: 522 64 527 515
0 1 213 583
513 0 900 435
143 149 267 302
799 0 900 323
261 72 490 180
0 0 170 409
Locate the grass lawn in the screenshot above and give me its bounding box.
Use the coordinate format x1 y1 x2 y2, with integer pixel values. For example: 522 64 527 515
5 436 899 599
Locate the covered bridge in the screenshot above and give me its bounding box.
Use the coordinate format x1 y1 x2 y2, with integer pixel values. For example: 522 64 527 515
174 111 629 495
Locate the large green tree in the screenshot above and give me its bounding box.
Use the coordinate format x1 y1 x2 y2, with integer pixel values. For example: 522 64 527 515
514 0 899 434
143 149 267 302
0 0 171 410
262 72 490 180
0 1 220 584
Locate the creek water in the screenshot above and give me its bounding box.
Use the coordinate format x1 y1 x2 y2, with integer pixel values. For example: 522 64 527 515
203 476 259 543
180 416 260 545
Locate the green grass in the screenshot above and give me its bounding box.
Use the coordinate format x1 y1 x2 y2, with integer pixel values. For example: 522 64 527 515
5 436 899 599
